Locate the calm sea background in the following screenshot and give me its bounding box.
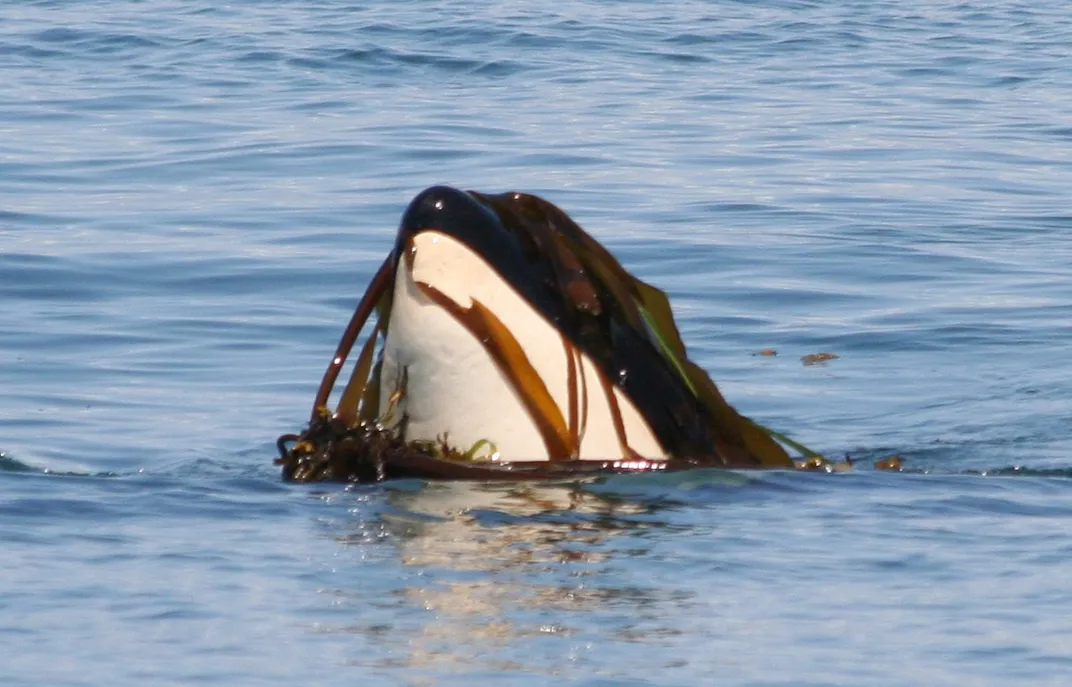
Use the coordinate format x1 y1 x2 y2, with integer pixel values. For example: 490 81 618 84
3 1 1071 685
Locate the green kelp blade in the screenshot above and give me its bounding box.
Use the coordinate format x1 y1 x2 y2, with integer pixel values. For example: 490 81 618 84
682 360 793 467
632 278 819 462
626 268 794 466
572 240 790 466
357 359 383 424
637 301 696 396
454 189 801 468
754 424 823 460
633 279 691 367
545 208 692 387
335 318 382 425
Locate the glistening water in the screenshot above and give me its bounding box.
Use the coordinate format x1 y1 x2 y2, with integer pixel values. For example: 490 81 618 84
3 2 1071 685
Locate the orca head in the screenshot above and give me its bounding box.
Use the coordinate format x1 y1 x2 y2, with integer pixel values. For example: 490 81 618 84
314 186 793 468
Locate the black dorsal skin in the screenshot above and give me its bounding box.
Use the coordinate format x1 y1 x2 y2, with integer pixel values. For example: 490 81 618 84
394 186 563 322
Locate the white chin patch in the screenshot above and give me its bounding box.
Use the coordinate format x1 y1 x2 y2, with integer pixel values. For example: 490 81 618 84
378 230 667 462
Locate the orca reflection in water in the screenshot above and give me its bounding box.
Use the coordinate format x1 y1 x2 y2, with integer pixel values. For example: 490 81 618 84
277 186 801 481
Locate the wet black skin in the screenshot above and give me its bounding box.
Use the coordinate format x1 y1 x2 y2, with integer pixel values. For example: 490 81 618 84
392 185 720 460
393 186 564 322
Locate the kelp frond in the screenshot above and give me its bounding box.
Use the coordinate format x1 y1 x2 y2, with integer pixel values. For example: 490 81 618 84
276 187 842 481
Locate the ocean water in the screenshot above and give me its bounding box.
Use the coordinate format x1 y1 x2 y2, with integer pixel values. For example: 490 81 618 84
3 1 1072 684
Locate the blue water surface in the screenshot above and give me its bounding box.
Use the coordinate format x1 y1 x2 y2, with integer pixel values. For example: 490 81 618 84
3 1 1072 685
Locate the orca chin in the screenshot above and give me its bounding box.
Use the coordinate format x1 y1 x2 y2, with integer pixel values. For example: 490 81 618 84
278 186 797 482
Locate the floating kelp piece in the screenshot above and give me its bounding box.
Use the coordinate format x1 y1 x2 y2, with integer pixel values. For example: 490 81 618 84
873 455 904 471
801 352 839 366
793 454 854 473
278 186 819 482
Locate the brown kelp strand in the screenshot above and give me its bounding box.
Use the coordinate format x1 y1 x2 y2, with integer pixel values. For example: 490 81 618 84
277 409 702 482
310 256 392 423
276 186 868 482
276 414 901 483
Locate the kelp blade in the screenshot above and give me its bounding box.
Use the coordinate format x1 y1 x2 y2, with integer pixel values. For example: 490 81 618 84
280 187 809 481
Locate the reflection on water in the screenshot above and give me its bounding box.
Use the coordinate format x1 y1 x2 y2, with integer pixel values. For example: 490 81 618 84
305 467 1072 684
318 480 690 679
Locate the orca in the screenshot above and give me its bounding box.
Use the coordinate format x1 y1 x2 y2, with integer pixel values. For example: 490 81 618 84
278 186 795 481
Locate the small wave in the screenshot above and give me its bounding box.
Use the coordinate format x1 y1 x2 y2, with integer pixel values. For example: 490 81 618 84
288 46 528 77
0 451 112 478
0 452 36 473
964 465 1072 479
32 27 165 53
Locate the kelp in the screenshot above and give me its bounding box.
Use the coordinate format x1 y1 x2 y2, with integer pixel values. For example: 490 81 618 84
276 408 771 482
277 187 844 482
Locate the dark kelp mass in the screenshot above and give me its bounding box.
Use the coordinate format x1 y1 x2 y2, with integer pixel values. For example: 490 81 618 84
277 186 830 482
